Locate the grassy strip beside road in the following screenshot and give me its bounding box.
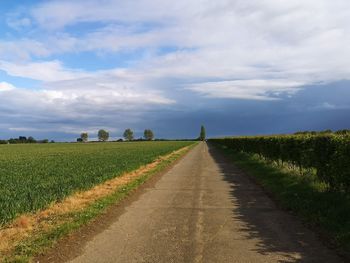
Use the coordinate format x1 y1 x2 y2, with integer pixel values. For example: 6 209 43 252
2 143 196 262
213 143 350 259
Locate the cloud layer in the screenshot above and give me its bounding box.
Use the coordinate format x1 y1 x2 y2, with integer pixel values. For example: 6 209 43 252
0 0 350 139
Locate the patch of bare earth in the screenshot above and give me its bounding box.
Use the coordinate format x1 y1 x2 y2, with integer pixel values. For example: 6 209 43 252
0 146 190 259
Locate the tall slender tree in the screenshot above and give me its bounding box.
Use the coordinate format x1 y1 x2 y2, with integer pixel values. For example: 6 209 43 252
199 125 206 141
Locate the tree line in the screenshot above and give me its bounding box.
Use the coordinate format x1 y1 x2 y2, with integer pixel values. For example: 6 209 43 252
0 136 52 144
77 128 155 142
294 129 350 135
0 125 206 144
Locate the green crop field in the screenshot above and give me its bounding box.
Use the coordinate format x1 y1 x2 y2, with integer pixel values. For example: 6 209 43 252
0 141 194 225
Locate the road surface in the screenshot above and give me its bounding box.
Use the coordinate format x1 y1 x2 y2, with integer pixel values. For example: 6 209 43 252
54 142 341 262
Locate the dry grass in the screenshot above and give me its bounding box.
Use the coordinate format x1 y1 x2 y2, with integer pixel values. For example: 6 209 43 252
0 146 189 257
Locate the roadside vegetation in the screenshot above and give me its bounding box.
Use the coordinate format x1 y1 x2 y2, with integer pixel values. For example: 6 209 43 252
210 133 350 192
210 133 350 257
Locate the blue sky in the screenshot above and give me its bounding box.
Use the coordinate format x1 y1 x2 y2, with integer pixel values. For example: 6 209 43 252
0 0 349 141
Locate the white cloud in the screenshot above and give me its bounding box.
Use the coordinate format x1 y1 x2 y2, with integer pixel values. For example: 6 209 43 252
8 126 119 135
25 0 350 89
29 0 192 29
310 102 350 111
0 39 50 61
0 60 87 81
0 76 173 119
6 17 31 30
0 76 174 137
188 79 303 100
8 127 42 132
1 0 350 133
0 82 16 91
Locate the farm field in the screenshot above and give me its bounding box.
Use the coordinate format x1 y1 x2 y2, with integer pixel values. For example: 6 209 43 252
0 141 194 225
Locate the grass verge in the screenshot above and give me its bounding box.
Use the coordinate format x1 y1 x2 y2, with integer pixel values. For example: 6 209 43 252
213 144 350 259
3 143 197 263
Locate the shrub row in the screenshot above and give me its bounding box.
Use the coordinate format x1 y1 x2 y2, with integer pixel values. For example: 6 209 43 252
210 134 350 193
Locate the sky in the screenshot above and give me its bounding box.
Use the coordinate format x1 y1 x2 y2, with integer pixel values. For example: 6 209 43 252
0 0 349 141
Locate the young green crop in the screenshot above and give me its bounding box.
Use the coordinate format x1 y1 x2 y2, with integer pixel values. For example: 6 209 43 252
0 141 194 225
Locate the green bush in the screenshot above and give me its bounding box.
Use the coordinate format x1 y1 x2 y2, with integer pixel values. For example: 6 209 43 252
210 134 350 193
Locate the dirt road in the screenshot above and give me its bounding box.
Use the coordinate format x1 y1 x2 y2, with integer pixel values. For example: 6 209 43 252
58 142 341 262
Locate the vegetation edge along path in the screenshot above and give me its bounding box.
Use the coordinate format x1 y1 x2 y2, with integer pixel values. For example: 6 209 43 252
211 142 350 261
1 143 197 262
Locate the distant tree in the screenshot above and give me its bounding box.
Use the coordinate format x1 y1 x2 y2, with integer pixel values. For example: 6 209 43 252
335 129 350 135
8 138 17 144
80 132 88 142
19 136 27 142
320 129 332 134
143 129 154 141
98 129 109 141
199 125 206 141
77 138 83 142
123 128 134 141
50 140 55 143
27 136 36 143
41 139 49 143
295 131 307 135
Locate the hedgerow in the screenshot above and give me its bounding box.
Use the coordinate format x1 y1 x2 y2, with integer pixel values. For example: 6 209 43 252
209 134 350 193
